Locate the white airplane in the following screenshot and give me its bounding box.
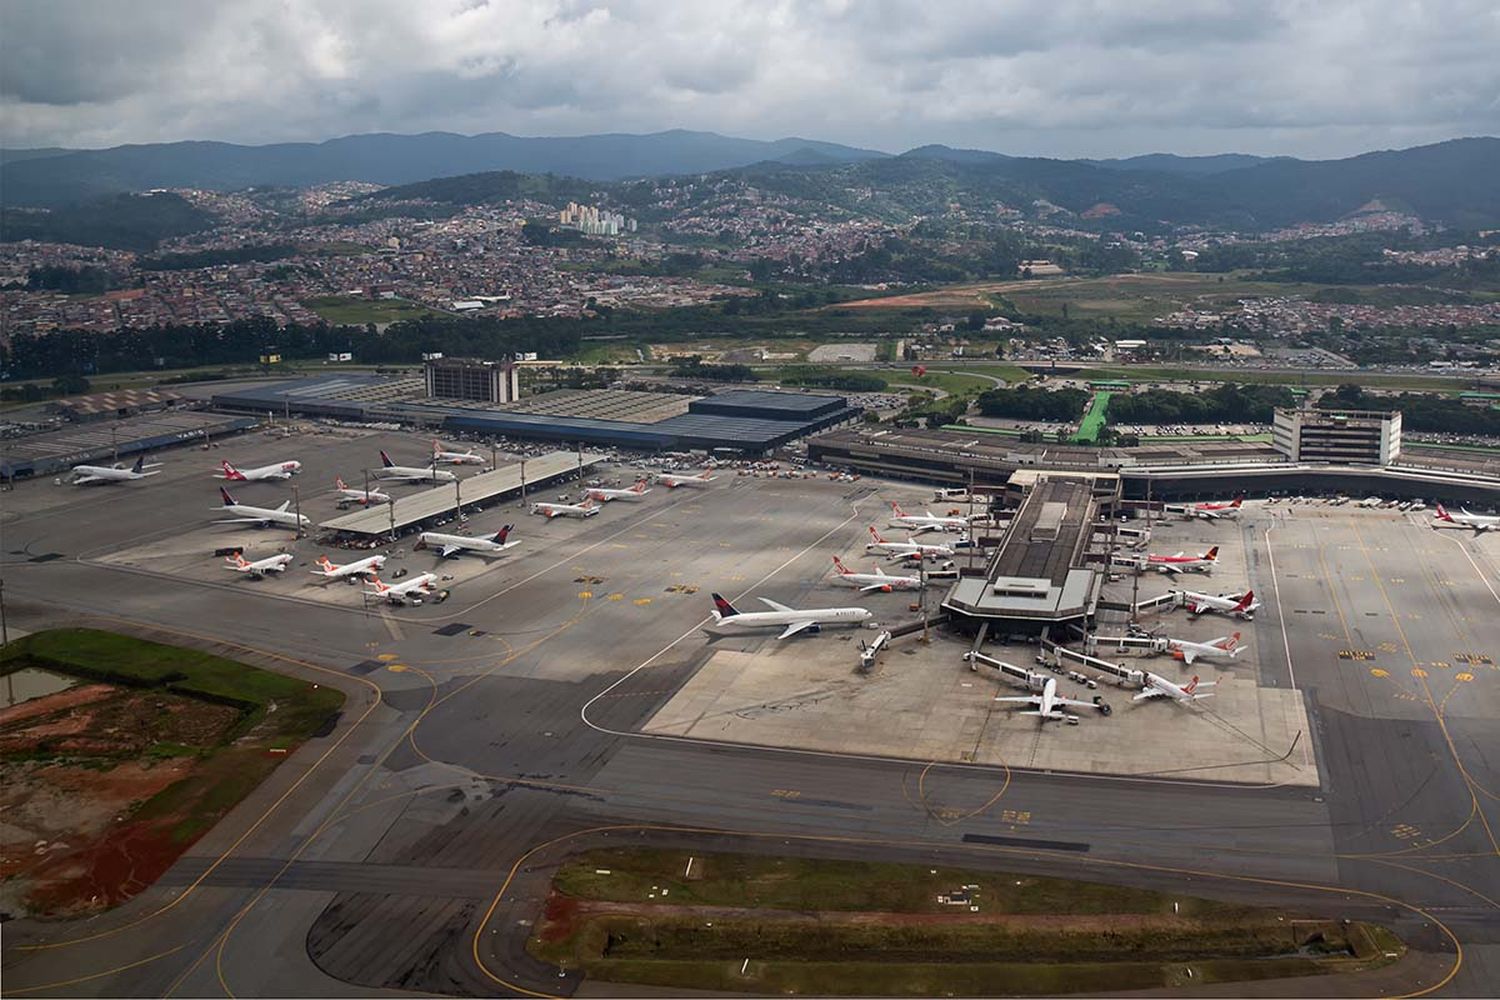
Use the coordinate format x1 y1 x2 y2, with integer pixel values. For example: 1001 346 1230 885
994 676 1101 721
657 469 718 489
1433 503 1500 533
334 477 391 506
531 497 600 519
704 593 873 640
224 551 294 578
70 455 162 485
1164 496 1244 521
829 556 923 593
1145 546 1218 575
365 572 440 605
216 459 302 481
586 479 652 502
1175 589 1261 620
310 553 386 582
418 525 519 558
214 487 310 529
1165 632 1243 666
374 450 456 484
865 526 955 562
888 501 970 534
1135 671 1218 704
432 439 486 466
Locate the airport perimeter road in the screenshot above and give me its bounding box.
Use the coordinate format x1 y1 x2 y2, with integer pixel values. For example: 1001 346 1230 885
1 471 1496 997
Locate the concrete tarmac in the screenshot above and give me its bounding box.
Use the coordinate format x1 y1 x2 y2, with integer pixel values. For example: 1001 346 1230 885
1 454 1496 997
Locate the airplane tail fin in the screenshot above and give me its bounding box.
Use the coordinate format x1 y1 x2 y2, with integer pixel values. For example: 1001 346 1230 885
494 525 513 544
316 555 335 571
131 455 147 474
226 553 248 568
1436 503 1454 521
890 501 906 517
1185 675 1201 694
219 486 238 506
1219 632 1241 651
379 450 395 468
368 577 388 592
833 555 850 574
1234 591 1254 612
867 525 884 543
1204 546 1219 561
335 476 347 490
632 479 647 492
221 460 243 480
711 593 739 617
1232 496 1244 507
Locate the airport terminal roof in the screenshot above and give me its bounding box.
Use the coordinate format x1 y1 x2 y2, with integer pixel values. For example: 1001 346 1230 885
319 450 604 536
213 375 856 452
942 474 1105 626
1 410 259 478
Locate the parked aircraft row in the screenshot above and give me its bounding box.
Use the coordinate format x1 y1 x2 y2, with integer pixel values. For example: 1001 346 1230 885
866 526 954 561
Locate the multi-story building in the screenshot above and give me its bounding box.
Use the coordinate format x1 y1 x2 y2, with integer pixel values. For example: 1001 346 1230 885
1273 407 1402 465
424 357 520 404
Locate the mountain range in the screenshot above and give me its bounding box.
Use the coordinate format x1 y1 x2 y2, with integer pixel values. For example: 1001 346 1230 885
1 129 1497 231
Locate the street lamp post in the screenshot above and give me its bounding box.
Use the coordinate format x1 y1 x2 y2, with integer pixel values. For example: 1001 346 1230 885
293 484 304 539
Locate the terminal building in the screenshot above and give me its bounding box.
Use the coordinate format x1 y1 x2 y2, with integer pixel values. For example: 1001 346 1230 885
942 473 1114 637
1272 406 1401 465
210 376 858 455
810 424 1500 504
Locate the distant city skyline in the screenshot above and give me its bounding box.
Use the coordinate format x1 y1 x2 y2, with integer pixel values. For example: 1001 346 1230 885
1 1 1497 160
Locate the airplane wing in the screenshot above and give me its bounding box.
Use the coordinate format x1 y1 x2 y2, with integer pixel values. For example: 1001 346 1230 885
993 695 1042 705
858 582 891 593
1160 563 1182 575
71 474 105 485
1056 696 1099 710
275 501 291 513
1181 647 1198 665
1133 686 1167 701
907 523 938 535
758 597 795 613
439 544 462 558
776 619 816 639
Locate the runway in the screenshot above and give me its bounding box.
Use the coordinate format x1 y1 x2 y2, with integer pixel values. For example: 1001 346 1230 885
1 446 1496 997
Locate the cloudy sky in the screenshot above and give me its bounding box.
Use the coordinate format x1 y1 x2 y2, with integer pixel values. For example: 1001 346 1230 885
2 0 1497 158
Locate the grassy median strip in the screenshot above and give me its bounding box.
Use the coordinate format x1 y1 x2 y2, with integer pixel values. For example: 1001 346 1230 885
530 848 1404 996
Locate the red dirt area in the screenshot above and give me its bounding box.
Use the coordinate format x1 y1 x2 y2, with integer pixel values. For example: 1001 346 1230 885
0 682 242 918
539 891 583 943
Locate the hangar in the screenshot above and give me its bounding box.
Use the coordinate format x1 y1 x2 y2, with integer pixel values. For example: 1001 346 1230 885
0 410 258 480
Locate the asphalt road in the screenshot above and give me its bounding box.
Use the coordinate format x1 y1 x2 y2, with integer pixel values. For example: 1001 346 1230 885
1 444 1496 997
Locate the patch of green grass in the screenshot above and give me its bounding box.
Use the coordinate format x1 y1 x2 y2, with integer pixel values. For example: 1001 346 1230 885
553 849 1234 916
145 742 203 760
1073 391 1111 443
303 295 444 325
1 629 342 741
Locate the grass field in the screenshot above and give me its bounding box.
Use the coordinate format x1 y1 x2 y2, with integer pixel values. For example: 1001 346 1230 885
1073 391 1112 442
303 295 446 325
531 848 1404 997
0 629 344 915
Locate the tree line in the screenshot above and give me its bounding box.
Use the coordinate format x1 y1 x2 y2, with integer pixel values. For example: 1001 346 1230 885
0 315 584 380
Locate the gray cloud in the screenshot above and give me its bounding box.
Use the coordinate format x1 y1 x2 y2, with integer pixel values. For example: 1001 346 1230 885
0 0 1496 158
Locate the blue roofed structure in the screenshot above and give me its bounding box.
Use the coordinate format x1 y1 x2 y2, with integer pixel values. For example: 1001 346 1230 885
210 375 856 453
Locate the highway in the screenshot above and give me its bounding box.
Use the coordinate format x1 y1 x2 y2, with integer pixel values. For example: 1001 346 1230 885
0 437 1495 997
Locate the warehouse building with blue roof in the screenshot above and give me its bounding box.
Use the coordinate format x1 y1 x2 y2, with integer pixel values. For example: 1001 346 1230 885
210 376 857 454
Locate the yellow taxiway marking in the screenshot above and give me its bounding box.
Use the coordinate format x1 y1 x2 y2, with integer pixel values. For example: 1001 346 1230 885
1412 668 1429 678
607 593 624 601
377 652 398 661
1370 668 1390 678
386 664 408 673
633 597 652 606
578 590 593 599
